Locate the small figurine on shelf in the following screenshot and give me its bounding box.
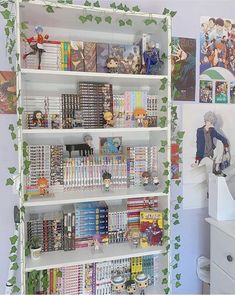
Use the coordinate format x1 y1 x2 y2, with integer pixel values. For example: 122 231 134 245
37 177 48 196
92 234 102 253
140 233 149 248
142 171 150 186
51 114 60 129
32 110 44 128
133 108 147 127
83 134 93 149
143 41 164 75
125 279 137 295
102 171 112 191
106 56 119 73
111 274 126 294
103 111 115 127
135 273 150 295
128 228 141 248
23 25 49 70
151 171 160 187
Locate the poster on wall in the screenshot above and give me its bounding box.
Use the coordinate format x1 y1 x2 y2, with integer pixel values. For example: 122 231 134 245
0 71 16 114
171 37 196 101
200 16 235 103
182 104 235 209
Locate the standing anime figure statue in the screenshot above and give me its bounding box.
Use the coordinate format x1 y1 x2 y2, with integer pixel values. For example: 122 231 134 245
143 41 164 75
135 272 149 295
102 171 112 191
23 25 49 69
111 274 126 294
37 177 48 196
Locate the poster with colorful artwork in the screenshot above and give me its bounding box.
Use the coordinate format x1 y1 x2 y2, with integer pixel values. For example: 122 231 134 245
230 82 235 103
199 80 213 103
171 37 196 101
171 143 180 179
0 71 16 114
200 17 235 104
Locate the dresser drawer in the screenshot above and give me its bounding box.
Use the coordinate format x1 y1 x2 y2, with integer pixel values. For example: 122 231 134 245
211 225 235 279
211 262 235 294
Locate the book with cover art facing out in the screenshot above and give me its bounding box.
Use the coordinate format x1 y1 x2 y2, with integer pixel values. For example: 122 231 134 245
97 43 109 73
84 42 97 72
70 41 84 72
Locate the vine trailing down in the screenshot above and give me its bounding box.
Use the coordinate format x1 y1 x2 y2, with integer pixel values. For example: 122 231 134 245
0 0 180 294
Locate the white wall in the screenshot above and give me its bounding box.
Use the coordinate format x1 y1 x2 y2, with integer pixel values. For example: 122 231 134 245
1 0 235 294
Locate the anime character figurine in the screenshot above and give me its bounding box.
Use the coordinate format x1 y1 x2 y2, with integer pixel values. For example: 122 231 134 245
83 134 93 149
102 171 112 191
32 110 44 127
143 41 164 75
151 171 160 186
142 171 150 186
129 228 141 248
135 273 149 295
23 25 49 70
92 234 102 252
125 279 137 295
133 108 147 127
111 274 126 294
106 56 119 73
103 111 115 127
37 177 48 196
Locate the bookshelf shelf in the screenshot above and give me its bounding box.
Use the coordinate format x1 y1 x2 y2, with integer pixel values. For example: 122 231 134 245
24 187 168 207
25 243 164 272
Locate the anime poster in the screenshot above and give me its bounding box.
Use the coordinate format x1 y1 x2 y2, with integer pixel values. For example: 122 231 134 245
182 104 235 209
0 71 16 114
230 82 235 103
215 81 228 103
199 80 213 103
171 37 196 101
171 143 180 179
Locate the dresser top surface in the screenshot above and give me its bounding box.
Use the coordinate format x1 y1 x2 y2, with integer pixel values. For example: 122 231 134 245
206 217 235 240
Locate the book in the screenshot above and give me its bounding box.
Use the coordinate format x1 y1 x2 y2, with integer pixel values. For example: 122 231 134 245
70 41 84 71
84 42 97 72
63 204 75 251
96 43 109 73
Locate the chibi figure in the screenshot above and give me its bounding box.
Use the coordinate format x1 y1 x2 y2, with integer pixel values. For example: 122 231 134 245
106 56 119 73
133 108 147 127
92 234 102 252
143 41 164 75
192 111 230 178
151 171 160 186
23 25 49 69
37 177 48 196
125 279 137 295
129 228 141 248
135 273 149 295
142 171 150 186
83 134 93 148
32 110 44 127
103 111 115 127
111 274 126 294
102 171 112 191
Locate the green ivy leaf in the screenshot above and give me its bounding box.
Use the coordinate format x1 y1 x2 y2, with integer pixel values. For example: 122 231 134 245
84 0 91 6
20 206 25 214
164 287 170 294
132 5 140 12
161 52 168 60
95 16 102 24
177 195 183 203
8 167 16 174
161 106 167 112
20 21 28 30
12 285 20 293
10 262 19 271
79 15 87 23
174 204 180 210
175 235 181 242
24 193 29 201
10 235 18 245
160 77 168 90
144 19 152 26
163 170 169 176
163 8 170 15
170 11 177 17
119 19 125 26
176 138 183 145
66 0 73 3
162 278 168 285
126 19 132 26
123 4 129 12
175 180 181 186
8 276 16 285
163 161 170 168
172 213 179 219
174 220 180 225
177 131 185 139
161 140 167 146
86 14 93 22
162 235 170 243
162 268 168 276
174 243 181 249
162 24 167 32
6 178 14 186
1 2 8 8
8 124 14 132
57 0 65 3
117 3 124 10
57 270 62 277
166 244 170 251
1 9 10 19
23 150 28 158
6 19 14 28
23 141 28 148
163 224 169 230
9 254 17 262
175 281 181 288
17 107 24 115
46 5 54 13
10 246 17 254
176 273 181 280
24 160 31 169
105 16 112 24
159 147 165 153
93 1 100 7
172 263 178 269
5 27 10 37
162 97 168 103
110 2 116 9
23 168 30 175
174 253 180 262
17 119 22 127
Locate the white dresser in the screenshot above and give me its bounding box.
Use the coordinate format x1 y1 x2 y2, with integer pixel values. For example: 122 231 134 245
206 217 235 294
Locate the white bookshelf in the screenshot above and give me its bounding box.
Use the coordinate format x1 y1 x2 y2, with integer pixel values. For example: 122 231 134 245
16 0 172 294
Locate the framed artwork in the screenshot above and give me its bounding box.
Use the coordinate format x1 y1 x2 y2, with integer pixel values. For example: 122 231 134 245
0 71 16 114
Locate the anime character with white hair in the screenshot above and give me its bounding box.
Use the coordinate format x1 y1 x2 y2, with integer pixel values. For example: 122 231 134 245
192 111 230 177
